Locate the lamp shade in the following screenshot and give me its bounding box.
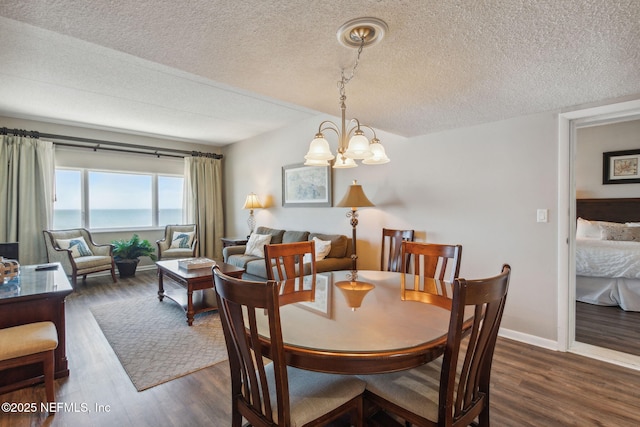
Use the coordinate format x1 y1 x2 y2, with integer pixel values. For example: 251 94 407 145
344 131 373 160
304 133 335 161
243 193 263 210
362 140 390 164
333 155 357 169
336 180 374 208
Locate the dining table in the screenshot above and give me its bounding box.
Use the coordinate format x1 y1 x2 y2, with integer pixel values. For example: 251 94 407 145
253 269 463 375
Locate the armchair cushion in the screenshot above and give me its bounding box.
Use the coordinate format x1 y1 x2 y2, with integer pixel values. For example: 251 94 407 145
170 231 195 249
56 236 93 258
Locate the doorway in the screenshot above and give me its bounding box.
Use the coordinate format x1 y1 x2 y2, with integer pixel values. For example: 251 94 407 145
559 99 640 370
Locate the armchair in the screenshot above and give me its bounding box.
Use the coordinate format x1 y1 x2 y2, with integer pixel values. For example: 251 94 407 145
43 228 117 287
156 224 198 260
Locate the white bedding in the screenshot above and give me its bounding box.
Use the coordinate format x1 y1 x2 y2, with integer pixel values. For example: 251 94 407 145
576 276 640 311
576 238 640 311
575 239 640 279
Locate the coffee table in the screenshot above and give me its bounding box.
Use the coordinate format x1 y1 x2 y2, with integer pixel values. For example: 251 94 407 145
156 259 244 325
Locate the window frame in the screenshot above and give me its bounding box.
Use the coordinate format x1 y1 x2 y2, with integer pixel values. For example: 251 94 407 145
54 167 184 231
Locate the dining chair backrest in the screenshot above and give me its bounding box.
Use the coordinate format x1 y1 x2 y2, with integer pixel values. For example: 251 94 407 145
401 241 462 283
264 241 316 282
381 228 415 273
438 264 511 426
213 267 291 426
213 266 365 427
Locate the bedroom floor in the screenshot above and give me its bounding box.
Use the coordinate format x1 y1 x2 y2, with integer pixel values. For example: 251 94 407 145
576 301 640 356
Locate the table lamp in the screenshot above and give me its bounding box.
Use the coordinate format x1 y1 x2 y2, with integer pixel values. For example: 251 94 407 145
336 180 374 280
242 193 263 237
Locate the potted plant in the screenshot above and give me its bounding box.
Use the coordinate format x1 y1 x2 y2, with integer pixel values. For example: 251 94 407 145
111 234 157 278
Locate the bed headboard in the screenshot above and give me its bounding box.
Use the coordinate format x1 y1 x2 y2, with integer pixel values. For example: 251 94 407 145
576 198 640 223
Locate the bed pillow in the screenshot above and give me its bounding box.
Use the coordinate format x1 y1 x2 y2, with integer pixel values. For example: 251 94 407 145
244 233 272 258
576 218 604 240
170 231 195 249
626 222 640 227
57 236 93 258
602 226 640 242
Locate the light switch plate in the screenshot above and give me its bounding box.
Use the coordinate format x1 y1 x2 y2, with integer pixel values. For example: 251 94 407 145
537 209 548 223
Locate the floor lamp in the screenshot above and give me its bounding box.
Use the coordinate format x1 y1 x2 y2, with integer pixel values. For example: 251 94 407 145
336 180 374 280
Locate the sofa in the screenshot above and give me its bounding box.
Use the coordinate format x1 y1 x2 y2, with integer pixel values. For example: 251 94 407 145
222 226 352 281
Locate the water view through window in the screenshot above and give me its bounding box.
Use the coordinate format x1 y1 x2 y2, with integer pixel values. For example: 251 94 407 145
53 169 184 229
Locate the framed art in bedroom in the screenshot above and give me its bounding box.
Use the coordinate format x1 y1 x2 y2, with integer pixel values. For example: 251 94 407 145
282 163 332 207
603 149 640 184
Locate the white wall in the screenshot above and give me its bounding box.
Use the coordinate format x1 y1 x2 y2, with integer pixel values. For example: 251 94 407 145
223 111 560 342
1 116 220 268
576 118 640 198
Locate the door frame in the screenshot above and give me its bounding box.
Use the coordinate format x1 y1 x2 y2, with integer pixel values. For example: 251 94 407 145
558 98 640 369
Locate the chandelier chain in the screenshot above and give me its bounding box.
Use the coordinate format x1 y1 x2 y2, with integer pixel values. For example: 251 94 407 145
338 37 366 99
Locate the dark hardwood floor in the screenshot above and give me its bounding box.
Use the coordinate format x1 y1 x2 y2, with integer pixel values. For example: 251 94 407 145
576 301 640 356
2 271 640 426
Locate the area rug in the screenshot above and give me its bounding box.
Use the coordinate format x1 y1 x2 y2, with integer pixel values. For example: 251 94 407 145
90 296 227 391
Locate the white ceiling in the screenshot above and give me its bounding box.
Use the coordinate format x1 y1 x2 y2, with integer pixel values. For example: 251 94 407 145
0 1 639 146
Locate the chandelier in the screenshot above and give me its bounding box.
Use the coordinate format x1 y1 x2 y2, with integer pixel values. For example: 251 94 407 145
304 18 390 168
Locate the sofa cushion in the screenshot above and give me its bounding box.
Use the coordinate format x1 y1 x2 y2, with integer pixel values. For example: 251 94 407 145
256 227 285 244
283 230 310 243
227 253 263 269
245 259 269 278
309 233 348 258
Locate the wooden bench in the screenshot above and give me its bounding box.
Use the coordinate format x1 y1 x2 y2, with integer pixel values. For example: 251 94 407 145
0 322 58 402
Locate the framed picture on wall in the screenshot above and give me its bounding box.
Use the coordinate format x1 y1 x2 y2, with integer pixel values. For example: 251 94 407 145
282 163 332 207
603 149 640 184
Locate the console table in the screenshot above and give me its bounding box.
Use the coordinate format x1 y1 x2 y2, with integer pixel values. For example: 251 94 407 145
221 237 248 248
0 263 73 394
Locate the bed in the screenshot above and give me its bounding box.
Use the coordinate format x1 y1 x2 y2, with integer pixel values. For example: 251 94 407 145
575 198 640 311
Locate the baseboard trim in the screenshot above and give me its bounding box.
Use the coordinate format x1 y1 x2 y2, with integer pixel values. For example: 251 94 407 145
498 328 559 351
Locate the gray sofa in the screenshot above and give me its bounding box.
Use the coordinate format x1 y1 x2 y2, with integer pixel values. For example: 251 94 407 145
222 226 352 281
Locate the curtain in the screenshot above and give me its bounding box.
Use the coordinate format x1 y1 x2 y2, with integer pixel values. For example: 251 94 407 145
0 135 55 264
184 155 224 259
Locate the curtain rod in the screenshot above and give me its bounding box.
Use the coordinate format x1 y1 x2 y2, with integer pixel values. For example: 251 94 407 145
0 127 223 159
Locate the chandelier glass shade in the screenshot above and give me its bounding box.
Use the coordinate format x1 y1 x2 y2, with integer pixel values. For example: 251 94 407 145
304 18 390 169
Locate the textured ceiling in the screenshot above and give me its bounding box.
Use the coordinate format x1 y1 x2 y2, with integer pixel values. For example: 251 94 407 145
0 1 639 146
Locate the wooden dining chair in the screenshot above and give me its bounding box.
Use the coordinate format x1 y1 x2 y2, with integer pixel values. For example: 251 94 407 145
402 241 462 283
212 266 365 427
363 264 511 427
381 228 415 272
264 240 317 281
264 241 318 305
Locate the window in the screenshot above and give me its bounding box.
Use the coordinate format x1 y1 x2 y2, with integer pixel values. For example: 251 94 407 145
158 176 184 225
53 169 82 229
54 169 184 230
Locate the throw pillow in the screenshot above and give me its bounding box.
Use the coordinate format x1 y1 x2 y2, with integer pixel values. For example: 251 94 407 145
303 237 332 264
309 233 348 258
170 231 195 249
603 226 640 242
244 233 272 258
57 236 93 258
